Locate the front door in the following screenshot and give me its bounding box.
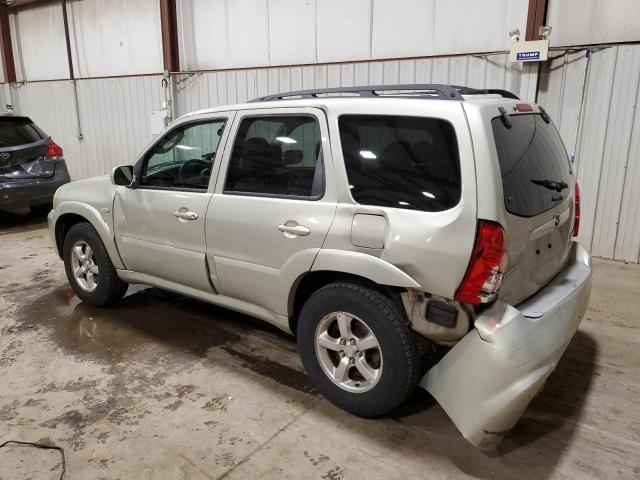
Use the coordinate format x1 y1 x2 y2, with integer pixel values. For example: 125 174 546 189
206 108 337 316
114 115 232 292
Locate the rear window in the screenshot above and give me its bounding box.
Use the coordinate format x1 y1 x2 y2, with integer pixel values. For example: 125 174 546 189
338 115 461 211
492 113 571 217
0 116 47 148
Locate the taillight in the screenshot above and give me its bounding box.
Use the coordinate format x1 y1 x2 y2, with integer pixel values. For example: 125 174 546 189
455 221 508 305
46 139 63 158
572 182 580 237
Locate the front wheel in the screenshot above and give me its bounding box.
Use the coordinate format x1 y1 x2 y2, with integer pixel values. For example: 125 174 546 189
297 282 420 417
63 222 128 306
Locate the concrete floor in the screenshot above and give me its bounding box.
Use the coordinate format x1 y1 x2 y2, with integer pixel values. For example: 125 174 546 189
0 210 639 480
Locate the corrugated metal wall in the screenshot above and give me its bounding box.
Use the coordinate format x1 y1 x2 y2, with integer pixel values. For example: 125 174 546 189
175 0 529 70
7 47 640 263
175 54 536 114
11 75 164 179
538 44 640 263
12 53 532 180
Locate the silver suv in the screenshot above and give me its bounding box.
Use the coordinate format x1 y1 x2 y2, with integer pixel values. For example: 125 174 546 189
47 85 591 449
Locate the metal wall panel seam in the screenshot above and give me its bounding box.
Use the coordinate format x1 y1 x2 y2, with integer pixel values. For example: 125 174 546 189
588 46 619 255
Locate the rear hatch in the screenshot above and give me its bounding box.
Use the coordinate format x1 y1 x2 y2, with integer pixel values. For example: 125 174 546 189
0 115 55 179
490 109 576 305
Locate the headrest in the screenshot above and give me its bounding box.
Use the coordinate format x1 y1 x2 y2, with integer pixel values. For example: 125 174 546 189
380 141 415 172
283 149 303 165
413 141 453 180
242 137 282 168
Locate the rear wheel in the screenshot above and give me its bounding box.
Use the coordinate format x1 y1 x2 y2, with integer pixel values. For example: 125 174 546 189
297 282 420 417
63 222 128 306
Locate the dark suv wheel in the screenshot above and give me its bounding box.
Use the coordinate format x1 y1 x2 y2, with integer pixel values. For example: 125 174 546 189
62 222 128 306
297 281 420 417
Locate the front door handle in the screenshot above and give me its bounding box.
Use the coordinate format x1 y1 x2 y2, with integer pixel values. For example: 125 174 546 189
174 210 198 220
278 223 310 237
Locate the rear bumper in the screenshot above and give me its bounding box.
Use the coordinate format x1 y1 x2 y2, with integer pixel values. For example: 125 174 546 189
0 160 70 211
420 241 592 450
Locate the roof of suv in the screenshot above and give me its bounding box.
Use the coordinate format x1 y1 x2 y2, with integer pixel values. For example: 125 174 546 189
250 84 518 102
178 84 521 121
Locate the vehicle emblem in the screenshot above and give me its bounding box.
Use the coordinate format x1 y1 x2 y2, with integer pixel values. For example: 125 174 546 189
0 152 10 161
554 213 561 228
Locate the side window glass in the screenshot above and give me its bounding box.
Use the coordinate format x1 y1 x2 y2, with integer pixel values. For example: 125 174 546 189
140 120 226 189
224 115 323 198
339 115 461 212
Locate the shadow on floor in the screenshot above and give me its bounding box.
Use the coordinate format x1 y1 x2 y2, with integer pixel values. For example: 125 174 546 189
350 330 597 479
12 284 597 479
0 206 50 235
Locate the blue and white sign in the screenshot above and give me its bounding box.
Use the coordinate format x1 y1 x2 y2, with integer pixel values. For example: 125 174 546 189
510 39 549 63
517 51 540 61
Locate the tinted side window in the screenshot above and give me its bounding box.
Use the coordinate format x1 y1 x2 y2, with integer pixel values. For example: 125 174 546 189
224 116 323 198
141 120 225 189
492 114 571 217
339 115 461 211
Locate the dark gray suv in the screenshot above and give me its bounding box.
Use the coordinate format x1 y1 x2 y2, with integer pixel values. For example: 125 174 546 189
0 113 70 212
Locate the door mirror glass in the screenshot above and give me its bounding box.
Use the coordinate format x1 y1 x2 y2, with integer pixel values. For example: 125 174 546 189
111 165 134 186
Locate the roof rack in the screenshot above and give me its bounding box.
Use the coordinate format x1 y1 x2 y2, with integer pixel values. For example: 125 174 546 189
251 84 519 102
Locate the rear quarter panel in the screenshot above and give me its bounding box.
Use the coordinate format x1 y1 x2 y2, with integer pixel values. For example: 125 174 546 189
321 99 478 298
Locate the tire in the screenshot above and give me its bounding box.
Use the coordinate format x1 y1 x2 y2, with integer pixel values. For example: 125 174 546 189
63 222 128 306
297 281 419 417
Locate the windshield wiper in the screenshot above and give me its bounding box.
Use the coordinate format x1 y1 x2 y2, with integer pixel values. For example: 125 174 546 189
530 179 569 192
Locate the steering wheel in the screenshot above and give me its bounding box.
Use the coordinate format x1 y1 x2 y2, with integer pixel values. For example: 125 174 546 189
178 159 212 187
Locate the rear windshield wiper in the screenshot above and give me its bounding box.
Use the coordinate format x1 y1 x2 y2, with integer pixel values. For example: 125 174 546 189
530 179 569 192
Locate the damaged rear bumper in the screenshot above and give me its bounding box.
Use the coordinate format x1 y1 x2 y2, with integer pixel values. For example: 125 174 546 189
420 241 592 450
0 160 70 211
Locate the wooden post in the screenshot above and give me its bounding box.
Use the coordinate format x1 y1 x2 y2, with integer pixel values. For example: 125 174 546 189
526 0 549 41
159 0 179 72
0 5 16 83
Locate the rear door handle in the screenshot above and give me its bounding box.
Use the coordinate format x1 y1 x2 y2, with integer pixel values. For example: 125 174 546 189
278 223 310 237
174 210 198 220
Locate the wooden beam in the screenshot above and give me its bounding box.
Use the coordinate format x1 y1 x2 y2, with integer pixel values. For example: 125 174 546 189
525 0 548 41
0 4 16 83
159 0 179 72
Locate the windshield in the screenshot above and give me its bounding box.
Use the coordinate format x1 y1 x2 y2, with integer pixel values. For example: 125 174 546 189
0 117 47 148
492 113 572 217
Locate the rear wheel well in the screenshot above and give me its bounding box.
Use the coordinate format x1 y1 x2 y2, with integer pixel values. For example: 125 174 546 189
290 271 406 335
55 213 88 258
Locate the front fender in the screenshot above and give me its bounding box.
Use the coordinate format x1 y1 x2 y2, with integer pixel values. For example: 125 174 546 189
51 200 124 270
311 249 421 288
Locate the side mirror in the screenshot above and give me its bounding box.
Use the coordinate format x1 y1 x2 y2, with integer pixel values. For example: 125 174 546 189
110 165 134 187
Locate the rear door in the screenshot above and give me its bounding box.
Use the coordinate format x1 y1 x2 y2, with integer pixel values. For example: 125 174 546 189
489 109 575 304
206 107 337 316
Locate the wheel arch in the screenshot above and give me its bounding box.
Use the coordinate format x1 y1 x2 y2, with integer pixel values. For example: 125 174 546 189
289 270 408 336
54 212 88 258
52 201 124 269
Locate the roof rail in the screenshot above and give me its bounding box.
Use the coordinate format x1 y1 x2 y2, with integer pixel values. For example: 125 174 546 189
453 86 520 100
251 84 519 102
